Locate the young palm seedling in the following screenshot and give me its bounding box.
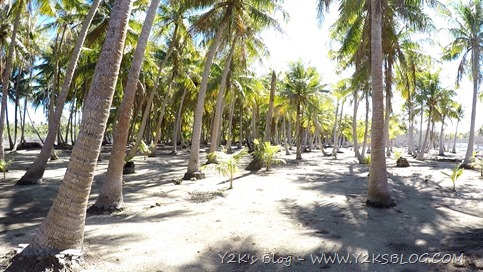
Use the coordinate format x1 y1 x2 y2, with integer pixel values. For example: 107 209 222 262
253 140 286 171
0 159 13 180
201 149 248 189
441 164 464 192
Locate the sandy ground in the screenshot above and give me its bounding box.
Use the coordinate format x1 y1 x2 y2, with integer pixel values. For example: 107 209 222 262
0 146 483 272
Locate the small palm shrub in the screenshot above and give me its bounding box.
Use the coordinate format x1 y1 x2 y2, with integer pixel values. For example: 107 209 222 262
471 156 483 176
139 140 150 160
364 154 371 165
393 149 403 160
252 140 286 171
0 159 13 180
201 149 248 189
441 164 464 192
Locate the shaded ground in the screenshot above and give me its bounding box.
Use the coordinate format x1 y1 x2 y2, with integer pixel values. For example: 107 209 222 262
1 146 482 271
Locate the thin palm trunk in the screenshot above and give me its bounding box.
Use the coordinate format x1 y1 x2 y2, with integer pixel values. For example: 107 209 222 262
463 47 480 165
361 90 369 157
15 0 132 262
451 120 459 153
210 36 237 153
128 52 175 158
183 15 229 179
171 87 187 155
295 101 302 160
0 11 20 161
283 116 290 155
416 108 432 160
438 116 446 156
264 71 276 142
384 59 393 157
92 0 160 211
418 101 424 154
226 87 236 153
17 0 102 185
367 0 394 208
352 91 365 163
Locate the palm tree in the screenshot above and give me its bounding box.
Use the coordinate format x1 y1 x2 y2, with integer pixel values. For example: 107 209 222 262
283 60 322 160
436 88 458 156
415 69 443 160
17 0 102 185
90 0 160 212
442 0 483 166
183 0 284 179
451 104 464 153
366 0 394 207
11 0 133 266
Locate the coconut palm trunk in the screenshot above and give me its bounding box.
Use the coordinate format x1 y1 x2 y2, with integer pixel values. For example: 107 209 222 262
210 36 237 154
384 59 393 157
183 15 229 180
171 87 187 155
438 116 446 156
0 10 21 161
416 108 432 160
91 0 159 211
367 0 394 208
452 120 459 153
352 91 365 163
463 47 480 166
361 89 370 157
128 63 174 158
295 101 302 160
17 0 102 185
12 0 132 265
263 71 276 142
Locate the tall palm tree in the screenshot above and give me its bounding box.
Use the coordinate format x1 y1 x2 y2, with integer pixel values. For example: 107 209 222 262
436 88 457 156
183 0 284 179
17 0 102 185
91 0 160 211
366 0 394 207
415 69 443 160
11 0 133 265
451 104 464 153
442 0 483 166
283 60 322 160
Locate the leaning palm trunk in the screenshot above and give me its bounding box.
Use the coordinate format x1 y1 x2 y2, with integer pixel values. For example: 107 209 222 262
361 89 370 157
438 116 446 156
352 91 365 163
283 116 290 155
210 36 237 154
0 11 21 161
128 53 174 158
463 48 480 166
149 74 175 155
183 15 229 180
416 109 432 160
91 0 160 211
11 0 132 266
171 87 188 155
17 0 102 185
367 0 394 208
225 89 236 153
451 120 459 153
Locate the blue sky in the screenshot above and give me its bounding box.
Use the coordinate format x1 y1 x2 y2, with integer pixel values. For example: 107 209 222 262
256 0 482 134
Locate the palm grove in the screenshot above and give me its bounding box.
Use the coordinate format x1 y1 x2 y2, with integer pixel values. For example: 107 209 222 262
0 0 481 269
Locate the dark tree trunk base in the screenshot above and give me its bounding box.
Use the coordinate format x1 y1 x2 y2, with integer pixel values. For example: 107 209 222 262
16 177 43 185
366 199 396 209
86 205 123 215
6 251 83 272
460 163 475 170
123 161 135 174
245 157 263 172
182 171 205 181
